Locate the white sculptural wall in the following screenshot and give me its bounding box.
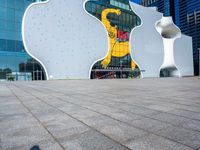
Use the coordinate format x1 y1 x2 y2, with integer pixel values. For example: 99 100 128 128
22 0 108 80
156 16 181 77
22 0 194 80
129 2 164 78
129 2 194 77
174 35 194 76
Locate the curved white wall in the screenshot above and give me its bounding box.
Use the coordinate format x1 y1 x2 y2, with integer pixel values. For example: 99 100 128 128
174 35 194 76
129 2 164 78
22 0 108 80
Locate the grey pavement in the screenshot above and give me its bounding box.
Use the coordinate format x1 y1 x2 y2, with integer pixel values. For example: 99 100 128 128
0 77 200 150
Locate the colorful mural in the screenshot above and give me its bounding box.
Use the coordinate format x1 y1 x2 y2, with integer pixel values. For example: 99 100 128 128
85 0 141 79
101 8 136 70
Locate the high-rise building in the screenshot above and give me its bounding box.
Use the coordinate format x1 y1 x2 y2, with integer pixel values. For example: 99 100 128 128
0 0 45 81
175 0 200 76
141 0 200 76
140 0 175 20
130 0 141 4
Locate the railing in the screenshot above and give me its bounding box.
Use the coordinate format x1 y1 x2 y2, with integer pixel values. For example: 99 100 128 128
91 68 145 79
0 70 44 81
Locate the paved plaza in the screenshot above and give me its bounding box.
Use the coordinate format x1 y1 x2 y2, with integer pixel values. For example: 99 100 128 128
0 77 200 150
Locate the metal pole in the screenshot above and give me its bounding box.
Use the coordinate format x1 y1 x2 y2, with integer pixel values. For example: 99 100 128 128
199 48 200 76
120 60 123 79
24 62 26 81
37 70 38 80
33 62 35 81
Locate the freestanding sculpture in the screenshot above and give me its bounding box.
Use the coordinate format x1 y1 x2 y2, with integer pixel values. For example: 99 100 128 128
129 2 193 78
129 2 164 78
156 16 181 77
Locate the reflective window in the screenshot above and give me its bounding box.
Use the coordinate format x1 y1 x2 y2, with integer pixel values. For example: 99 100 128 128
0 0 46 81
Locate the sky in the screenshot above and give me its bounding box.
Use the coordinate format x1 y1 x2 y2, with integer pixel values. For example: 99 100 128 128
130 0 141 4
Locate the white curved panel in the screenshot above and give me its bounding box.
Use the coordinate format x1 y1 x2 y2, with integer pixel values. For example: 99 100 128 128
129 3 164 78
22 0 108 80
174 35 194 76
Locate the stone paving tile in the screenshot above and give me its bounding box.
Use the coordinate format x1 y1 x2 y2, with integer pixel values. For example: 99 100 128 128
168 109 200 121
68 108 100 120
128 117 172 133
175 92 200 100
10 139 63 150
63 97 141 121
104 110 142 123
124 134 194 150
41 116 90 139
78 114 120 128
149 112 191 126
181 120 200 132
171 99 200 107
93 122 149 144
0 125 54 150
0 113 38 134
157 126 200 149
58 104 84 115
141 104 175 112
110 103 161 117
59 129 130 150
0 103 28 115
77 97 162 118
153 101 200 113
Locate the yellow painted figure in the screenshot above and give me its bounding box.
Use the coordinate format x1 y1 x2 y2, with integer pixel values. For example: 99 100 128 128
101 8 136 70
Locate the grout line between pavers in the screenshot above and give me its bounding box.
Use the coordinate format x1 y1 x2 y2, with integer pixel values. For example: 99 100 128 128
15 83 197 150
6 83 66 150
55 96 197 150
22 82 200 132
27 81 200 121
99 90 200 114
11 83 132 150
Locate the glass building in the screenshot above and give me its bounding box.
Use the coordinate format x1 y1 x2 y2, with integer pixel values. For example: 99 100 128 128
174 0 200 76
140 0 174 19
141 0 200 76
0 0 45 81
86 0 141 79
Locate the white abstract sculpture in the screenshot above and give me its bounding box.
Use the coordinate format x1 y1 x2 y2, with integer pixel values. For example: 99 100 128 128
22 0 194 79
156 17 181 77
22 0 108 80
129 2 164 78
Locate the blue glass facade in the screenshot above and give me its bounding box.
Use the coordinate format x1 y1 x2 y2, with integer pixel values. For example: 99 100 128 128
130 0 141 4
141 0 170 17
141 0 200 75
175 0 200 76
141 0 176 23
0 0 45 80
